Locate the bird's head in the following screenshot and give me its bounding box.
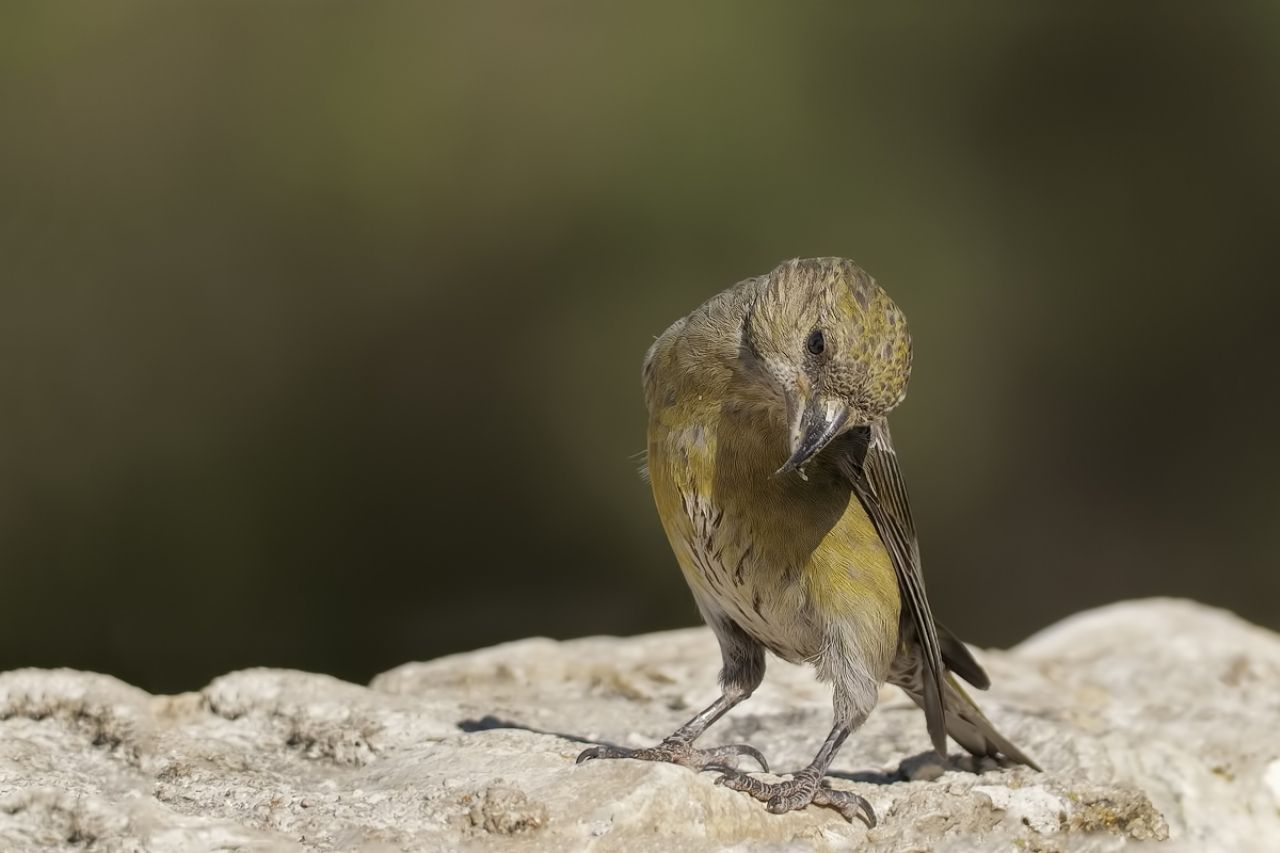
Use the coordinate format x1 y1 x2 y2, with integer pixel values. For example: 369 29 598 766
741 258 912 475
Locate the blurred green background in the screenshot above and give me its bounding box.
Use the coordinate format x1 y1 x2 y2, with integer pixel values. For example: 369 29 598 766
2 3 1277 694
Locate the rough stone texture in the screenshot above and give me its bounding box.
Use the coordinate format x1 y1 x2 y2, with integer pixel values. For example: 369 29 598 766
1 598 1277 852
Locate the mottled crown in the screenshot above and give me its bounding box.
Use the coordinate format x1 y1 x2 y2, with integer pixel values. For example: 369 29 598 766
746 258 912 419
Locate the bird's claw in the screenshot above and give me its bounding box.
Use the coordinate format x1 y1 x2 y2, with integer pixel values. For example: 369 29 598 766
576 738 769 772
715 768 876 827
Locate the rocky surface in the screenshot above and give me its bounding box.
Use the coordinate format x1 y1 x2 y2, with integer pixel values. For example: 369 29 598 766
1 598 1278 852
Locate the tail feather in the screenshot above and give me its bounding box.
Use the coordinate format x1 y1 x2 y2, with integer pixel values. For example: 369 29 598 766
938 623 990 690
891 632 1040 771
935 674 1041 770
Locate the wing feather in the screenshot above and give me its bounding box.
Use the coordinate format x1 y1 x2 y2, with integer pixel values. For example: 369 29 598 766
837 421 949 756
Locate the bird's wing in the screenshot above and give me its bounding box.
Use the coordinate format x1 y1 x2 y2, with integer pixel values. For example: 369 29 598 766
837 420 948 756
938 621 989 690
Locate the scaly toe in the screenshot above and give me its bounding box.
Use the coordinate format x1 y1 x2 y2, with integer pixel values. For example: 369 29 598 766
578 739 769 772
700 743 770 772
714 768 777 799
577 744 629 763
716 768 874 825
814 784 877 828
766 788 811 814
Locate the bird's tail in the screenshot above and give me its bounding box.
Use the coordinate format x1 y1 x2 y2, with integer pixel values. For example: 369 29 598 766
890 625 1041 770
933 672 1040 770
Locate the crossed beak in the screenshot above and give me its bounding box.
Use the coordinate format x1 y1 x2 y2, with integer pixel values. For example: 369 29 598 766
777 395 851 476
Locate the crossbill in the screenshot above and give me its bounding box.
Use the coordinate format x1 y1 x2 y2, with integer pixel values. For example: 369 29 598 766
579 257 1038 824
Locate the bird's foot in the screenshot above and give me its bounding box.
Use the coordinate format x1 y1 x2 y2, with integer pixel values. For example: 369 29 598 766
715 767 876 826
576 737 769 772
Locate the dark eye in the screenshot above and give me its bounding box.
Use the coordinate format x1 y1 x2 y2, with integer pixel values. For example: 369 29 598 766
806 329 825 356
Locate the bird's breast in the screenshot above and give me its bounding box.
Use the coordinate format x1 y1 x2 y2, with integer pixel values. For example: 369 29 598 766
648 403 894 663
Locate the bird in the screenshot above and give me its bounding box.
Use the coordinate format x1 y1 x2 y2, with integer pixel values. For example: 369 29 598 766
577 257 1039 825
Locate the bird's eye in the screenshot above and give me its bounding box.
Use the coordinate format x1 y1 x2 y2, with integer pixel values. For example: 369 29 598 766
806 329 825 356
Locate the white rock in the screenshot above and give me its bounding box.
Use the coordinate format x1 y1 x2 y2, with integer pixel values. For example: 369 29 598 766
0 598 1277 852
972 784 1066 835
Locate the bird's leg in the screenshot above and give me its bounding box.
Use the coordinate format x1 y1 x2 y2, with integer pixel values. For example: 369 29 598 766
577 616 769 772
716 682 877 826
576 687 768 770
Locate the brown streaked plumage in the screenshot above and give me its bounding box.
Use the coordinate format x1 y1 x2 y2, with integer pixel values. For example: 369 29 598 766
579 258 1038 824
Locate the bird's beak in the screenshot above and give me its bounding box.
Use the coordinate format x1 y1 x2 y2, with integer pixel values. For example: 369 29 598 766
777 395 850 476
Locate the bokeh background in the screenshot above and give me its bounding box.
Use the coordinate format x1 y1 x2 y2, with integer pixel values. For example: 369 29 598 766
3 3 1278 694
